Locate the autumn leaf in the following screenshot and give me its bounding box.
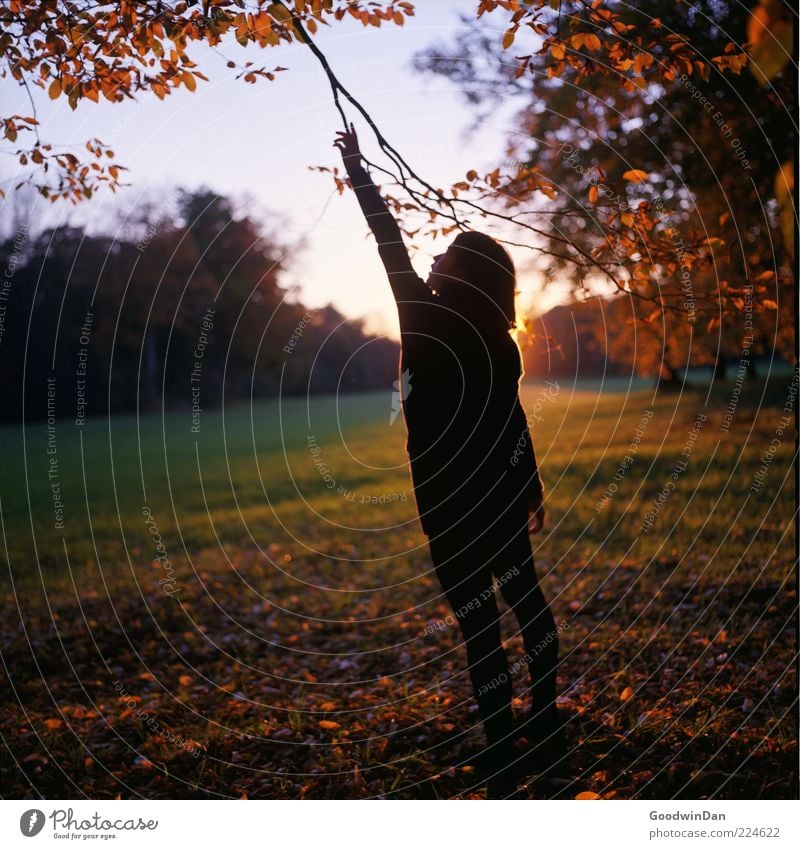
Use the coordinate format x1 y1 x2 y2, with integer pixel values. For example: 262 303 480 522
623 169 648 183
712 52 748 75
583 33 601 51
269 3 293 24
774 160 794 254
746 0 792 85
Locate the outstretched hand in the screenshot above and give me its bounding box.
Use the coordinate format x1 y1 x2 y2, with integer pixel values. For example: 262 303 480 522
333 122 361 169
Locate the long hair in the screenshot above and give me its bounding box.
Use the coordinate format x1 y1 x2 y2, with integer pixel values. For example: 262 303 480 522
450 231 517 330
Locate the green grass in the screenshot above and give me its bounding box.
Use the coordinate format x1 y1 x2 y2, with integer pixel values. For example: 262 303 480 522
1 376 793 589
0 375 796 799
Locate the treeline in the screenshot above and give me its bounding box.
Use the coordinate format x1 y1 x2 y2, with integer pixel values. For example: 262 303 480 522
522 300 618 379
0 189 399 424
521 299 780 383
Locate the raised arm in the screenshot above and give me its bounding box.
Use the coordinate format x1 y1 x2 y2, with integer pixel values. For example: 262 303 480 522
334 124 426 303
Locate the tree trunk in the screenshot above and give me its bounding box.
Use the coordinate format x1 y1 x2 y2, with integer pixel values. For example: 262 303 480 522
658 361 682 390
713 352 727 381
144 331 158 411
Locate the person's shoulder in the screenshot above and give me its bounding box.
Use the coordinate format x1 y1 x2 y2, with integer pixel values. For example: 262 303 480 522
497 331 523 378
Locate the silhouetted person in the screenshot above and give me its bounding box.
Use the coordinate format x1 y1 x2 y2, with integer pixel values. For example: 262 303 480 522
335 125 563 787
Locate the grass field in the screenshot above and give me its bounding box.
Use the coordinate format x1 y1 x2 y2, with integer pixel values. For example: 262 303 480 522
1 374 796 799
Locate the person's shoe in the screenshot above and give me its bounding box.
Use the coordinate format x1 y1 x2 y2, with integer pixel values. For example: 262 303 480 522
472 739 529 785
514 707 569 772
513 704 563 741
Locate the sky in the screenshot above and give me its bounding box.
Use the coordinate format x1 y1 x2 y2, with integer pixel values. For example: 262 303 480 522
2 2 560 339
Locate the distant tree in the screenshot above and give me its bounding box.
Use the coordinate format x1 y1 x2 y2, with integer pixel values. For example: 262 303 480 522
413 0 795 379
522 299 624 380
0 187 398 422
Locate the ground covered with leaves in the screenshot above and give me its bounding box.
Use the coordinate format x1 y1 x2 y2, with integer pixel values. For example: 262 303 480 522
1 377 796 799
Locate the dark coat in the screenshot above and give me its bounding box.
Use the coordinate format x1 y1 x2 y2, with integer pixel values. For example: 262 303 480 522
346 161 542 536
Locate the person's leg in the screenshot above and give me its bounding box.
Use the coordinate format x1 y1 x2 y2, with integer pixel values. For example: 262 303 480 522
427 528 514 755
489 519 559 725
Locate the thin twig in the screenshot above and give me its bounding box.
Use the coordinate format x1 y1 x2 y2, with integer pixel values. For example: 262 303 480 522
273 0 700 304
